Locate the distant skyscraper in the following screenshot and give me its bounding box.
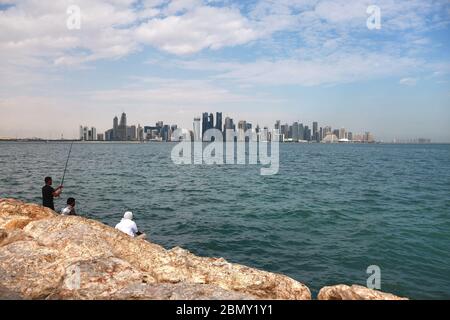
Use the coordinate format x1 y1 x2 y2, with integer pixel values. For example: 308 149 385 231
364 132 374 143
105 129 113 141
347 132 353 141
208 113 214 131
113 116 119 140
137 124 144 141
238 120 247 130
333 129 340 138
215 112 222 131
91 127 97 141
118 112 127 140
193 117 201 141
339 128 346 140
274 120 281 141
304 125 311 141
299 123 304 141
120 112 127 127
127 125 136 141
202 112 209 138
161 125 170 142
280 124 289 141
275 120 280 130
288 125 293 139
237 120 247 141
313 122 319 142
292 122 299 142
224 117 234 131
85 126 89 140
323 126 332 138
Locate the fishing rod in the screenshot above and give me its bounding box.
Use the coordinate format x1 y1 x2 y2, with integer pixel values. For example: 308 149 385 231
61 141 74 187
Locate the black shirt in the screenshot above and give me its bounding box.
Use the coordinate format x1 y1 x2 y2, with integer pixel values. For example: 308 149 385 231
42 185 55 210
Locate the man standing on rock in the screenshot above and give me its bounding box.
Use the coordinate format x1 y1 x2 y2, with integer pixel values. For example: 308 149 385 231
42 176 63 211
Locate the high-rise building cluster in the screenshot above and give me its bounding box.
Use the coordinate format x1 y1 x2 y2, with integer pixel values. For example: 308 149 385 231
79 112 375 143
143 121 178 142
103 113 144 141
198 112 265 142
79 126 98 141
275 120 374 143
82 112 179 142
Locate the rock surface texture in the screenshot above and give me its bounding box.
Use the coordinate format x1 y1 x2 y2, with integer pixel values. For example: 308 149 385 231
0 199 407 300
318 285 408 300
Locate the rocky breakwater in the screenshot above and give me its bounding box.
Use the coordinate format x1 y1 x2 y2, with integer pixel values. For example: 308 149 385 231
0 199 310 300
0 199 407 300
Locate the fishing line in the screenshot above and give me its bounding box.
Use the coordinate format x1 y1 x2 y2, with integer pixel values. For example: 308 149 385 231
61 141 74 187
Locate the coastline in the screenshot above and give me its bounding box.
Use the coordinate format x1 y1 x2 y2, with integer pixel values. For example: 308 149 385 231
0 198 407 300
0 139 448 145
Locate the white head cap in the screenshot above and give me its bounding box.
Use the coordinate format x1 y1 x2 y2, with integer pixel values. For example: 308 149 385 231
124 211 133 220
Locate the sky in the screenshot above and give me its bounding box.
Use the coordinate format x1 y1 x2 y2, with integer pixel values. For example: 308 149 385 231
0 0 449 142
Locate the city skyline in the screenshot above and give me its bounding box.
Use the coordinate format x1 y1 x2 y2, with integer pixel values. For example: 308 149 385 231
0 1 449 142
77 111 378 143
0 108 437 143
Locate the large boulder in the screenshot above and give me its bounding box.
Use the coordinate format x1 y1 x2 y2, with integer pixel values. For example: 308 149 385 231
0 199 311 300
318 284 408 300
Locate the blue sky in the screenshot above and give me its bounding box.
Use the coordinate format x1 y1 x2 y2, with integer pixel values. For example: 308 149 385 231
0 0 449 141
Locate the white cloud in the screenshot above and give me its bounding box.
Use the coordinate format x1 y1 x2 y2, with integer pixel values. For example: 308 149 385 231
0 0 448 68
399 77 418 86
170 53 422 87
135 5 258 55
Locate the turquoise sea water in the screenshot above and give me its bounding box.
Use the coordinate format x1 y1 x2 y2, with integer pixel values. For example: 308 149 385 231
1 141 449 299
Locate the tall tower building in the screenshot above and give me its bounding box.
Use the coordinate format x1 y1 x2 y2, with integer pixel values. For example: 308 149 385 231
304 125 311 141
120 113 127 140
83 126 89 141
137 124 144 141
215 112 222 131
238 120 247 131
313 122 318 142
238 120 247 141
202 112 209 138
120 112 127 127
339 128 346 140
323 126 332 139
274 120 281 142
292 122 299 142
208 113 214 131
299 123 304 141
129 125 137 141
333 129 340 138
224 117 234 131
347 132 353 141
113 116 119 140
193 118 201 141
275 120 281 130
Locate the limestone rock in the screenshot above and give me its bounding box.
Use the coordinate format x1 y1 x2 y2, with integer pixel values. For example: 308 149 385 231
0 199 55 230
317 284 408 300
109 283 255 300
0 199 311 300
